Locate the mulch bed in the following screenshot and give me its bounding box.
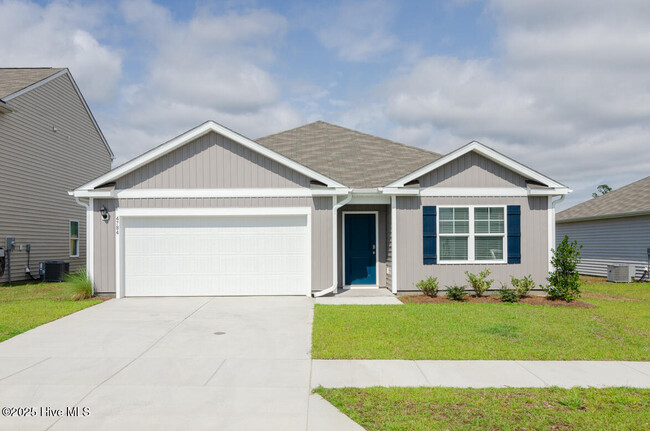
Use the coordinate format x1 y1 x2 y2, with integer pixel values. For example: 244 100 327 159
399 294 595 308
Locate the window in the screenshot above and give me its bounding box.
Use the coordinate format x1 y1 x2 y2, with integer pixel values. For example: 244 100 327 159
438 206 506 263
69 220 79 257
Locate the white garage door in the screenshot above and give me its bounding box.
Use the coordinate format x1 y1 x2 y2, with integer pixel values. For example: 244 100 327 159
122 215 310 296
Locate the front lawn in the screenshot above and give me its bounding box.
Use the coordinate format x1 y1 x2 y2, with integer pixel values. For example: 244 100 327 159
312 280 650 360
0 282 102 342
316 387 650 431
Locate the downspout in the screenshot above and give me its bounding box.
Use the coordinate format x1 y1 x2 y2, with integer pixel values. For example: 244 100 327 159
313 192 352 297
548 194 566 271
73 195 94 294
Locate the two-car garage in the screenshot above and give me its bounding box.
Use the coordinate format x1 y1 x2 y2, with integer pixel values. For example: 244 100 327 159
118 209 311 297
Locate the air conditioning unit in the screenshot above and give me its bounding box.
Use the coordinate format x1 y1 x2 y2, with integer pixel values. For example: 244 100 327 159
607 264 635 283
39 261 70 282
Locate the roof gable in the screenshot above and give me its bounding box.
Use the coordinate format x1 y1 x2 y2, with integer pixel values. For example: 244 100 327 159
76 121 345 192
387 141 567 191
257 121 441 188
557 175 650 222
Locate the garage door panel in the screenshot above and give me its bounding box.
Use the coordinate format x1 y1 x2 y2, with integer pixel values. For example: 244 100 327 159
122 215 309 296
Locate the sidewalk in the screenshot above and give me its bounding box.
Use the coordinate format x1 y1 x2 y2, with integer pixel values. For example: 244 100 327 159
311 360 650 389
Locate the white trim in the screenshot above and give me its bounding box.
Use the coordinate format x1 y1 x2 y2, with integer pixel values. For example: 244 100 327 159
547 196 554 273
342 211 379 288
436 205 508 265
72 188 350 199
4 69 114 160
69 219 80 258
387 141 566 189
528 186 571 196
311 188 351 196
76 121 344 192
421 187 528 197
347 194 391 205
87 198 94 294
382 187 420 195
391 195 397 293
114 206 312 299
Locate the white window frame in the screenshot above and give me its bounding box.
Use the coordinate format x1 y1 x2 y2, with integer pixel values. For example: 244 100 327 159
437 205 507 264
69 219 80 258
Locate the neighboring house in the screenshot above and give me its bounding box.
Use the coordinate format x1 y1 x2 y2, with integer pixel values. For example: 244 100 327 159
71 120 569 297
0 68 114 283
556 175 650 279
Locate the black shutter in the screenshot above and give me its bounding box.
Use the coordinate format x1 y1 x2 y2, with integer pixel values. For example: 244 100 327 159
423 206 437 264
507 205 521 264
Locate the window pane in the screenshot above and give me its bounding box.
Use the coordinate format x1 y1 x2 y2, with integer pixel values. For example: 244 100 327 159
70 239 78 256
439 208 454 221
490 220 504 234
440 236 468 261
475 220 489 234
475 236 503 260
455 220 469 234
475 207 488 220
70 221 79 237
455 208 469 220
439 221 454 234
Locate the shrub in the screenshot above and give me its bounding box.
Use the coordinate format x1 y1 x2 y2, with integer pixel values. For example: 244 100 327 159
543 235 583 302
465 268 494 297
446 285 467 301
65 269 92 301
416 276 439 297
511 274 535 297
498 283 520 303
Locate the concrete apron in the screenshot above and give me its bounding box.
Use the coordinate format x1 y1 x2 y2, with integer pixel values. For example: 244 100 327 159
0 297 362 431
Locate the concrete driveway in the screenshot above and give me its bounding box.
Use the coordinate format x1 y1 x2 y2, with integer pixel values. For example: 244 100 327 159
0 297 342 431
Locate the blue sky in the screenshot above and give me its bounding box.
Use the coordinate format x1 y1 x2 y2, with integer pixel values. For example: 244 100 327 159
2 0 650 210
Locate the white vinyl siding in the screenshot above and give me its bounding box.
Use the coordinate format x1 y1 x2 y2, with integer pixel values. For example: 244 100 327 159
438 206 506 264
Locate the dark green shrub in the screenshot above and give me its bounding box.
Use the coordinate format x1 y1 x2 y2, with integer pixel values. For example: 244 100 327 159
446 285 467 301
465 268 494 297
544 236 583 302
65 269 92 301
416 276 439 297
511 274 535 297
498 283 520 303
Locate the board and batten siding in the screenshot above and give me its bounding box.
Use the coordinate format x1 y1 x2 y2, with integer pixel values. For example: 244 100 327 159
116 131 311 190
418 151 528 188
395 196 549 291
0 74 112 283
336 204 390 287
556 215 650 279
92 197 333 294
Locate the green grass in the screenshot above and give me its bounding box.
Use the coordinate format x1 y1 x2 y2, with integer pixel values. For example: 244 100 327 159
312 281 650 360
0 281 102 342
315 387 650 431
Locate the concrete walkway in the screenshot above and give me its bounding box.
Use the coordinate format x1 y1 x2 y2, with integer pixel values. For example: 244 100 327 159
311 359 650 389
314 288 403 305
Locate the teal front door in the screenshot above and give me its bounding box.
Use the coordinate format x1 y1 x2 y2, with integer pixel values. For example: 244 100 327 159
344 213 377 285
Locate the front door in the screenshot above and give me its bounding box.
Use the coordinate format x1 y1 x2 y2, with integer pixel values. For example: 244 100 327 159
344 213 377 286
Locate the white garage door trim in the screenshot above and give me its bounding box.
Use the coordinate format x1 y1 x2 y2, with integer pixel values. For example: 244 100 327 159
114 207 312 298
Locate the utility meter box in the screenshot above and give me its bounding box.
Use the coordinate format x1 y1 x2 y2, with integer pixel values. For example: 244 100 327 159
5 237 15 251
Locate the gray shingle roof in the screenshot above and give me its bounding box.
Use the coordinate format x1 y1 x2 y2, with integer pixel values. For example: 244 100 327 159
557 175 650 222
256 121 441 188
0 68 64 99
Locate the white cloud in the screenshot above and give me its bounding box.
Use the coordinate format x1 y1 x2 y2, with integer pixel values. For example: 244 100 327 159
376 0 650 209
316 0 399 61
0 0 122 104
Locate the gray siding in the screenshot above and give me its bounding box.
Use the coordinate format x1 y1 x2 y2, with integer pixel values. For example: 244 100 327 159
0 74 112 283
92 197 333 294
419 151 528 188
396 196 549 290
556 215 650 279
116 131 311 189
337 204 389 287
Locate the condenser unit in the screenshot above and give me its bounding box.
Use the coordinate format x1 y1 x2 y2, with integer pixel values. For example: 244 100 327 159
39 261 70 282
606 264 635 283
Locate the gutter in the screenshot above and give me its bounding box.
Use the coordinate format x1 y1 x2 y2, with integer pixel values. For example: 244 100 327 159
313 192 353 297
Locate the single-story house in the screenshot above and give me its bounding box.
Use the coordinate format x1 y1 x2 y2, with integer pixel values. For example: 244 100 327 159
556 175 650 279
0 67 113 283
71 120 570 297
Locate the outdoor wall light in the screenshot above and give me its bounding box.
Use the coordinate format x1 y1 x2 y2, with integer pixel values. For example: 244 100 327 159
100 205 109 221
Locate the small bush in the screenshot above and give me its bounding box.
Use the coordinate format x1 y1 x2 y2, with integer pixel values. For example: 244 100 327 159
543 236 583 302
416 276 439 297
498 283 520 303
446 285 467 301
465 268 494 297
65 269 92 301
511 274 535 297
